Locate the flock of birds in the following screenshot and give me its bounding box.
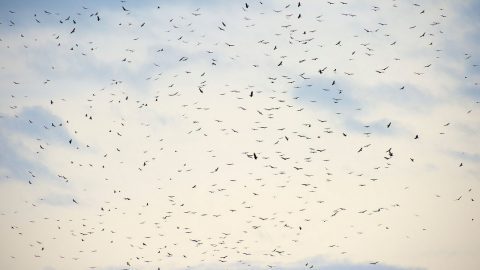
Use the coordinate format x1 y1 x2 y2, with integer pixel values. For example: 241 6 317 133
0 1 479 270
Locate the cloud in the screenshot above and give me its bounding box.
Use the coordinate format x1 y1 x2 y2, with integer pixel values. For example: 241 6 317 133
0 1 479 270
0 106 71 181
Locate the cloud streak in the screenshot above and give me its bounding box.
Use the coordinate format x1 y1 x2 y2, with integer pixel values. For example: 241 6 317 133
0 1 479 270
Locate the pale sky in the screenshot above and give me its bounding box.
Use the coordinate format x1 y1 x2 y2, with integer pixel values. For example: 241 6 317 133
0 0 479 270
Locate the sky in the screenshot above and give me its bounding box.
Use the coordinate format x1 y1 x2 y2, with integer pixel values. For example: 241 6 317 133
0 0 479 270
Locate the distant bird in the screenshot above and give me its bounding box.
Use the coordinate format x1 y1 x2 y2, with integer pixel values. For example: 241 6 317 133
0 2 471 267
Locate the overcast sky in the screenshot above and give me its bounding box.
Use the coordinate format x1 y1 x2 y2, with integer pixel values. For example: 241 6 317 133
0 1 479 270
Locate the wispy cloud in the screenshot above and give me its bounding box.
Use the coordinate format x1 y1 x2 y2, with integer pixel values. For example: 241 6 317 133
0 1 479 270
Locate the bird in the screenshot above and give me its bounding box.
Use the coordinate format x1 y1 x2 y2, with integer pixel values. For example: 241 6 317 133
0 2 475 270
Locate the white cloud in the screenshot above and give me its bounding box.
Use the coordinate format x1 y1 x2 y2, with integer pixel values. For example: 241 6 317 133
0 1 479 270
